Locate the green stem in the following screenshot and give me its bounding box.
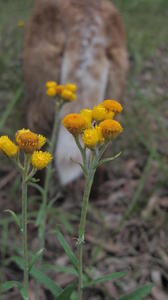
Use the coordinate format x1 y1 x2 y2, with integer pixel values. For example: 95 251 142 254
40 101 63 241
75 139 121 299
77 169 95 300
120 149 154 226
22 155 29 299
36 101 63 298
98 151 121 167
78 243 83 300
0 85 23 132
49 101 64 154
74 136 87 168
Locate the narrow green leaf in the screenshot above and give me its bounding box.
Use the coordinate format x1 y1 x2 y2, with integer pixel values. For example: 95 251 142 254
98 152 122 167
28 248 44 272
71 291 78 300
56 214 74 234
47 193 61 210
1 280 21 293
18 286 29 300
70 158 87 176
0 85 23 131
121 148 154 222
31 267 62 297
56 228 78 269
84 271 127 288
4 210 22 231
56 283 76 300
36 206 45 226
43 264 78 276
119 284 154 300
12 256 62 297
30 178 40 183
29 182 44 195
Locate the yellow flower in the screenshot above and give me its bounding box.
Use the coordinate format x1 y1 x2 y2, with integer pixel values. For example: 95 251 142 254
102 100 123 113
95 126 105 144
16 129 47 153
80 109 92 128
31 151 52 170
46 87 57 97
92 104 107 121
16 129 39 153
46 81 57 89
61 89 76 101
0 136 18 157
38 134 46 149
46 82 77 100
65 83 77 93
82 128 99 148
99 119 123 139
104 111 115 120
62 113 86 135
18 20 24 28
56 85 65 95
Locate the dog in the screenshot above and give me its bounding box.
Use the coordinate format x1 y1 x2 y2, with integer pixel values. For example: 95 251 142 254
23 0 129 185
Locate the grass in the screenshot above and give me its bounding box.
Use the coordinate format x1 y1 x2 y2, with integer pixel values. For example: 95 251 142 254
0 0 33 135
0 1 168 298
0 0 167 132
0 0 167 223
0 0 167 237
114 0 168 69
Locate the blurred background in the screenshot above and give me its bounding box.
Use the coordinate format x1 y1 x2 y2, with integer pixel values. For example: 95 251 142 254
0 0 168 299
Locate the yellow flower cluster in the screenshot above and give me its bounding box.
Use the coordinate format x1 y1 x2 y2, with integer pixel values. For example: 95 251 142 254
83 128 100 148
62 99 123 149
46 81 77 102
62 114 86 135
0 136 18 157
0 129 52 170
102 99 123 113
31 151 52 170
15 129 46 153
92 105 114 121
80 109 92 129
100 119 123 139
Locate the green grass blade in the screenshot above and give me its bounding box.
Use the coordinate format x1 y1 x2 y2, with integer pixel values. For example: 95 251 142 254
28 248 44 272
43 264 78 276
12 256 62 297
56 228 78 269
19 286 29 300
4 209 22 231
0 85 23 132
29 182 45 196
84 271 127 288
30 266 62 296
121 147 154 222
56 283 76 300
119 284 153 300
1 280 21 293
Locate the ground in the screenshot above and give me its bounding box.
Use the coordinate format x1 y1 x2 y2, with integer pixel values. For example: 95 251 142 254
0 0 168 299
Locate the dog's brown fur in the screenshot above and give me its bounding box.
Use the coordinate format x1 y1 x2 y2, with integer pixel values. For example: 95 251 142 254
23 0 129 184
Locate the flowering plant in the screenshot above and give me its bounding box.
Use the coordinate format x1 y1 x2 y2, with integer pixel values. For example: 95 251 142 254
62 99 123 299
33 81 77 297
0 93 153 299
0 129 52 299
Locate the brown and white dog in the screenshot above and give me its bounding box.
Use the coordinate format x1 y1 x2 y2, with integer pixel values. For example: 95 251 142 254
23 0 129 184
